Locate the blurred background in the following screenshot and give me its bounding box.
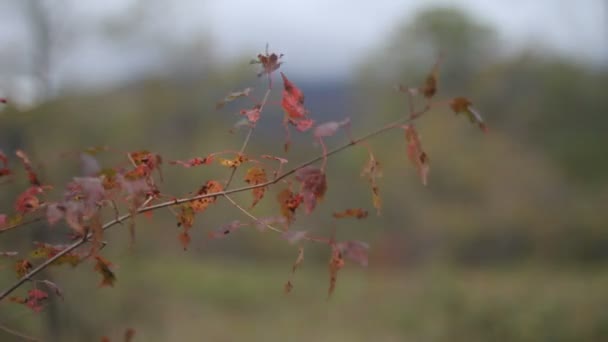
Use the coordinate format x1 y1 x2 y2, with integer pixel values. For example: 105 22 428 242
1 0 607 341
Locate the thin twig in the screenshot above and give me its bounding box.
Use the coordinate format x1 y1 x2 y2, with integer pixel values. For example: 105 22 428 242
224 88 272 189
0 323 40 341
0 217 43 235
0 108 428 301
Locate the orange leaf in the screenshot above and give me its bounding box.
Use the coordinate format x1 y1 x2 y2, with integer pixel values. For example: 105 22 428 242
244 167 268 208
333 208 368 219
94 256 116 287
178 231 191 251
277 188 303 225
189 180 223 213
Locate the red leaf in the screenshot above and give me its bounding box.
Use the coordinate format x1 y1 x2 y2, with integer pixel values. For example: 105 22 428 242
16 150 41 186
25 289 48 312
15 186 44 214
281 72 314 133
240 105 261 124
403 125 430 186
0 214 6 228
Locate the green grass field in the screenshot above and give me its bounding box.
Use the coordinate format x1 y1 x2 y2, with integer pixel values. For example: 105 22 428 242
3 257 608 341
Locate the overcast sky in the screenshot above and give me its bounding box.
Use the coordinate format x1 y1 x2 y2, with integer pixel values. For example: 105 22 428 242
0 0 606 104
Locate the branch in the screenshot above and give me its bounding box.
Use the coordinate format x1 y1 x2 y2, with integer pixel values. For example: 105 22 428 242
0 108 426 301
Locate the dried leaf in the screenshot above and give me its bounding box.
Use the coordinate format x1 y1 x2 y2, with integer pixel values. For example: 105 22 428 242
282 230 308 244
450 97 488 132
314 118 351 138
178 231 191 251
240 105 261 124
421 56 442 99
251 48 283 78
189 180 223 213
216 87 253 109
284 280 294 294
15 186 44 214
0 150 11 178
277 188 303 225
15 259 32 278
244 167 267 208
218 154 247 168
39 279 64 300
169 155 214 168
328 245 345 298
124 328 136 342
403 125 430 186
281 72 314 133
294 167 327 214
292 247 304 273
361 152 382 215
337 241 370 267
333 208 368 219
94 255 116 287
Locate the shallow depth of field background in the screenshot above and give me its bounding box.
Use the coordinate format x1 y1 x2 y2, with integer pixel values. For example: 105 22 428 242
1 1 607 341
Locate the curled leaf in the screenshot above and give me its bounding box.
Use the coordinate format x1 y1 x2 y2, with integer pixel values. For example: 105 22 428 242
216 87 253 109
361 152 382 215
328 245 345 298
94 255 116 287
450 97 488 132
403 125 430 186
281 72 314 133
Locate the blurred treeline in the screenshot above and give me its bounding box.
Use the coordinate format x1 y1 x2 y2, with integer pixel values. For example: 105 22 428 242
2 7 606 267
